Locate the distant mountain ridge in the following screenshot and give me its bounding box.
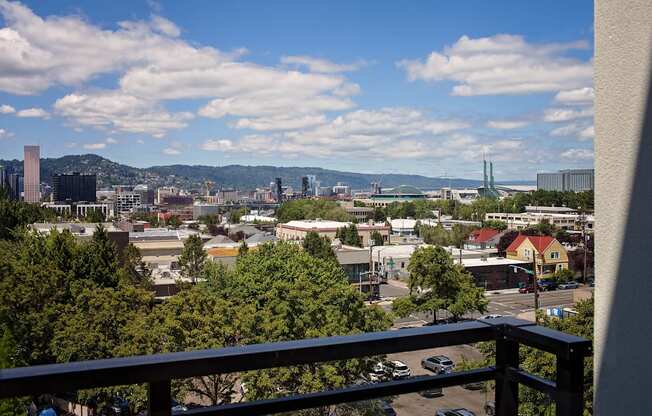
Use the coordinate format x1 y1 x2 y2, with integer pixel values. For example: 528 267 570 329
0 154 533 190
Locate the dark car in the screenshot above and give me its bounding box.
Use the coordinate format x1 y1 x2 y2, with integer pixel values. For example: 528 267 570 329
418 387 444 398
539 279 557 291
99 398 130 416
435 408 476 416
379 401 397 416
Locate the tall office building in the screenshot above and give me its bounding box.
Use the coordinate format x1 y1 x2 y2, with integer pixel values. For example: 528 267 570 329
6 173 20 200
0 165 6 195
23 145 40 203
275 177 283 202
301 176 309 197
537 169 595 192
52 172 97 203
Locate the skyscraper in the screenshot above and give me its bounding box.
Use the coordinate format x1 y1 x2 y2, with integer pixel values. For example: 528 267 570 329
23 145 40 203
275 177 283 202
52 172 97 203
301 176 309 197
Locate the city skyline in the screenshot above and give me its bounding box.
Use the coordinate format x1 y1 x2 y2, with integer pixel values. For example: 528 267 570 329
0 1 594 180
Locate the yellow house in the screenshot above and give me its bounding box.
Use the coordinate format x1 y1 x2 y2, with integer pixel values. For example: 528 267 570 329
506 235 569 277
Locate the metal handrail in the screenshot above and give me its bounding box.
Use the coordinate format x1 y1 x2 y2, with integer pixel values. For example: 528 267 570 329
0 317 591 416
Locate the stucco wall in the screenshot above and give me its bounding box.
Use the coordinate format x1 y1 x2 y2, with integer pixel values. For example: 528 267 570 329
595 0 652 413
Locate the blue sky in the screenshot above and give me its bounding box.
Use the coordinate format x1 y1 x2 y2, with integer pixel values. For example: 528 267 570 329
0 0 593 180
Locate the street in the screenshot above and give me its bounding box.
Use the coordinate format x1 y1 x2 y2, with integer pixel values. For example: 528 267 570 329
377 280 580 327
365 281 585 415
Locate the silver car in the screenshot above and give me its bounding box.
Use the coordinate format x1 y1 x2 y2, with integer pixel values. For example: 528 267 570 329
435 409 476 416
383 360 411 379
421 355 455 374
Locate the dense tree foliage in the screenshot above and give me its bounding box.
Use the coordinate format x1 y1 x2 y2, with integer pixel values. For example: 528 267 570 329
0 192 56 240
178 234 207 283
276 199 353 223
482 220 507 231
370 230 384 246
416 223 475 248
496 230 520 256
336 225 362 247
392 246 487 322
302 231 337 262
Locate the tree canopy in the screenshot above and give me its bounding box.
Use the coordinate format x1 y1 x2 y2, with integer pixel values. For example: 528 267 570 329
336 224 362 247
392 246 487 323
276 199 353 223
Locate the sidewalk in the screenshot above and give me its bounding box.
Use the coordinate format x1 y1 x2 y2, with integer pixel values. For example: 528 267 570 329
387 278 521 296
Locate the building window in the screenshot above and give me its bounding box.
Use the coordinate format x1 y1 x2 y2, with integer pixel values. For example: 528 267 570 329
550 251 560 259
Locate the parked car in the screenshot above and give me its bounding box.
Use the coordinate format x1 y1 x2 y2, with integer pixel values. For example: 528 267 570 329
481 314 502 319
539 279 557 291
435 408 476 416
368 362 389 383
418 386 443 398
462 380 485 390
99 398 130 416
518 284 537 294
380 400 396 416
383 360 411 379
421 355 455 374
171 399 188 413
558 281 580 289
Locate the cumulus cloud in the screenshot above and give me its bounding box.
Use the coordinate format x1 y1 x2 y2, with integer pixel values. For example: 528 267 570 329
550 122 594 141
0 128 13 139
0 104 15 114
486 120 529 130
561 148 594 160
54 91 193 137
554 87 594 105
398 34 592 96
200 139 235 151
105 137 118 144
280 55 366 73
16 107 49 118
162 147 180 155
83 142 106 150
543 107 594 122
580 125 595 139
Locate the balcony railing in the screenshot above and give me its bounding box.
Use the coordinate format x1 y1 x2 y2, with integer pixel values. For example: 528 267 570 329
0 317 590 416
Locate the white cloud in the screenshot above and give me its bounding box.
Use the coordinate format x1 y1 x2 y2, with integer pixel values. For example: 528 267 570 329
280 55 366 73
16 107 49 118
0 128 13 139
231 115 327 131
83 142 106 150
580 125 595 139
0 104 15 113
64 141 77 148
486 120 529 129
162 147 180 155
543 107 594 122
554 87 594 105
561 148 594 160
136 139 145 144
105 137 118 144
200 139 235 151
54 91 193 137
398 34 592 96
0 1 229 94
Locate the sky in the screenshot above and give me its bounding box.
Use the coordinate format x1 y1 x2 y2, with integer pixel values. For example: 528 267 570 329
0 0 594 180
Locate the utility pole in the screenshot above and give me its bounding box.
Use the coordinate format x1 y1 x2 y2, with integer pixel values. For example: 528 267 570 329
532 250 540 324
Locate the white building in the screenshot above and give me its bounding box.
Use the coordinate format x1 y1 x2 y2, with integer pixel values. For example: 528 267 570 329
76 203 115 218
484 212 580 231
116 192 142 214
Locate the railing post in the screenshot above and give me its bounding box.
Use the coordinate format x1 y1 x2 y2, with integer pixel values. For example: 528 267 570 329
148 380 171 416
495 333 519 416
555 351 584 416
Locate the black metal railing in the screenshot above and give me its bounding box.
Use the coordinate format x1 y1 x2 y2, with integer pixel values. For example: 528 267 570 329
0 317 591 416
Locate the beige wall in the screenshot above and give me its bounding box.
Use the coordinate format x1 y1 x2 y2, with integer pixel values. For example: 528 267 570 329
276 225 389 246
506 239 568 276
595 1 652 413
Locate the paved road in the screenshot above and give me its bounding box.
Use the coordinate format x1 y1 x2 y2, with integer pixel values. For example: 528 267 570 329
378 281 581 326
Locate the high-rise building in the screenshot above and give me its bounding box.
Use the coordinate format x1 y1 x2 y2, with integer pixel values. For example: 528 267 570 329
23 145 40 203
275 177 283 202
116 191 142 214
537 169 594 192
301 176 309 197
6 173 20 200
52 172 97 203
0 165 6 192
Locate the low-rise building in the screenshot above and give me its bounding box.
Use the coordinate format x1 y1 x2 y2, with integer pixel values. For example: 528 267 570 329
344 206 374 222
484 212 579 230
464 228 504 250
505 235 569 276
276 220 390 246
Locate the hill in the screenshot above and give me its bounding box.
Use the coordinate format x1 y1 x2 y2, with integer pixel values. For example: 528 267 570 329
0 154 529 190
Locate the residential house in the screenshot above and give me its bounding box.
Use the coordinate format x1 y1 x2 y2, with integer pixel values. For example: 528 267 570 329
464 228 504 250
505 235 568 276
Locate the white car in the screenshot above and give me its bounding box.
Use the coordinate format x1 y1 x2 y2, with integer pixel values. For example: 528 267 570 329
481 314 503 319
383 360 411 379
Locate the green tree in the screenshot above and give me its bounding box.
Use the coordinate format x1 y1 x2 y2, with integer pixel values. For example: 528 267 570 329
276 200 353 223
74 224 121 288
84 208 105 223
119 243 152 289
482 220 507 231
497 230 520 256
336 225 362 247
167 215 182 229
392 246 487 323
370 230 384 246
373 207 387 222
302 231 336 261
178 235 207 283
